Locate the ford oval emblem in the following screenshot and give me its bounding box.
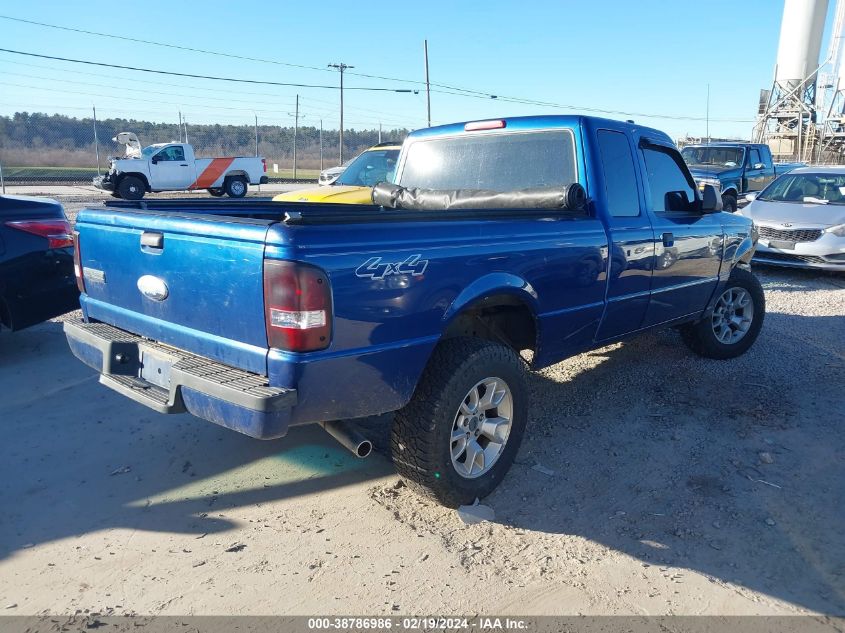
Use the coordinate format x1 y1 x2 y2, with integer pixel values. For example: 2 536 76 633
137 275 169 301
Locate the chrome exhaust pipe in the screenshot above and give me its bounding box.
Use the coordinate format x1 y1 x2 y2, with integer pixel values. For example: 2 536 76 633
320 421 373 458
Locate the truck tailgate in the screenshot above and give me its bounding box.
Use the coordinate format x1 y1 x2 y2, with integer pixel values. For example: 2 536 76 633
75 208 273 375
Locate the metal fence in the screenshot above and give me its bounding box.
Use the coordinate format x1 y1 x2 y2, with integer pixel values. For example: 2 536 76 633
0 108 410 187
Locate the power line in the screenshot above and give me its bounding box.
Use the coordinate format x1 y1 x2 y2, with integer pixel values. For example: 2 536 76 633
0 48 418 93
0 48 751 125
0 59 421 125
0 14 754 124
0 14 471 94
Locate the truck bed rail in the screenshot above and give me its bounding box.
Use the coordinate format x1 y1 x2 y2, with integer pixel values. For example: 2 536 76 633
103 197 589 226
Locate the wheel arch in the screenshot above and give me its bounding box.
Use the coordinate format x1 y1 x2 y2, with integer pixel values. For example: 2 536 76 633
116 172 150 191
441 274 540 358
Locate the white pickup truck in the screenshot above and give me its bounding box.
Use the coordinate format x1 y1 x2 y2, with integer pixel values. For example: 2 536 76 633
94 134 268 199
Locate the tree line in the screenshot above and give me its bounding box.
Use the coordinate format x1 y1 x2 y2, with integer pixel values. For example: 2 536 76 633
0 112 411 169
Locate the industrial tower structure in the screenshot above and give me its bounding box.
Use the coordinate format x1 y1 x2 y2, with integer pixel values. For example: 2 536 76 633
754 0 829 163
816 0 845 161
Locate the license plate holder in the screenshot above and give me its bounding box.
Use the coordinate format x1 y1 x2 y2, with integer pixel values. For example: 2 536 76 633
769 239 796 250
139 347 175 390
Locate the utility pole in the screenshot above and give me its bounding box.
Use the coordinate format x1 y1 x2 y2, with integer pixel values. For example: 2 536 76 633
92 106 101 177
706 83 710 142
183 116 188 143
378 122 382 144
424 40 431 127
328 62 353 164
178 110 183 141
293 94 299 179
319 119 324 172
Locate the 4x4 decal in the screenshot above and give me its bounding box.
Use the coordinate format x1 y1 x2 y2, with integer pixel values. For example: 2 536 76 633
355 254 429 280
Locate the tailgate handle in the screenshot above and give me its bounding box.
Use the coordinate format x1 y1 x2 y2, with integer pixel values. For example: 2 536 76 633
141 231 163 249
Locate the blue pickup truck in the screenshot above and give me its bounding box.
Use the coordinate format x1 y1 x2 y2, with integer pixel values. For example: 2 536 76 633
65 115 764 506
681 142 802 213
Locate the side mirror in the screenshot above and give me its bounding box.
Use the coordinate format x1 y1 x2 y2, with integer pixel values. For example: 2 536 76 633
151 156 159 164
745 192 758 202
753 163 765 170
700 184 722 213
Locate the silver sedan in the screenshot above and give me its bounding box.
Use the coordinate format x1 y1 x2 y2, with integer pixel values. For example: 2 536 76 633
741 166 845 270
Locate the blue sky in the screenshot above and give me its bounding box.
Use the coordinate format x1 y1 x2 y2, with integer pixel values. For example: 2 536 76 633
0 0 835 139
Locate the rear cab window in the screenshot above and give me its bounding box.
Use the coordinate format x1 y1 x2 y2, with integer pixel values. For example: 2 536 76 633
397 130 578 192
597 130 640 217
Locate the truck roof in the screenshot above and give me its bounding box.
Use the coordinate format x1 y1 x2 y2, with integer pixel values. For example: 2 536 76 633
406 114 674 145
683 142 760 148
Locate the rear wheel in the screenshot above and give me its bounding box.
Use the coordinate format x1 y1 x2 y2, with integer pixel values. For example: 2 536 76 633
225 177 247 198
391 337 528 507
207 187 225 197
721 193 738 213
681 267 765 359
118 176 145 200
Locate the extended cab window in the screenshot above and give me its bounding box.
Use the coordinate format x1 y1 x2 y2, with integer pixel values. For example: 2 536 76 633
597 130 639 217
749 148 762 167
399 130 577 192
156 146 185 161
642 145 697 213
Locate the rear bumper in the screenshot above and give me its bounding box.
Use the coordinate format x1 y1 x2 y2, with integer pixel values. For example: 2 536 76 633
64 320 297 439
1 249 79 331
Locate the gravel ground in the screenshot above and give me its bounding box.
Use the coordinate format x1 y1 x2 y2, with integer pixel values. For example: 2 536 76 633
0 197 843 616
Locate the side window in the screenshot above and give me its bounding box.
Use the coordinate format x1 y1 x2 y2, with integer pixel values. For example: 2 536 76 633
749 148 761 168
641 146 697 213
597 130 640 217
156 146 185 161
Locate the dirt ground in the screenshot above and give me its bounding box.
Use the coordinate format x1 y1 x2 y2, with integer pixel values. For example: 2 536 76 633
0 249 843 616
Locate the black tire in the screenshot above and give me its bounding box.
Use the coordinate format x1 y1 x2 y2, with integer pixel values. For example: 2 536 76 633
207 187 225 197
681 267 765 359
118 176 145 200
391 337 528 507
225 176 247 198
721 193 738 213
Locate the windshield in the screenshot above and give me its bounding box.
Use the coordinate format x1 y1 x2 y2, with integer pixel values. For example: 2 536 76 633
757 173 845 204
334 149 399 186
681 146 745 168
398 130 577 191
140 145 161 158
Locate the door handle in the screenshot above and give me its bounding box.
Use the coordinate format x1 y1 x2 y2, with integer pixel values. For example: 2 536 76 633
662 232 674 247
141 231 163 249
180 163 189 167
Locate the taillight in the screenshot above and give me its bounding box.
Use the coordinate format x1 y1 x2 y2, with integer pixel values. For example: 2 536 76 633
5 219 73 249
264 260 332 352
73 230 85 293
262 158 267 172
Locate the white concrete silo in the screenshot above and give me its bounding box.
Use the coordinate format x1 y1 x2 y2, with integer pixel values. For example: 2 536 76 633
775 0 829 90
756 0 831 162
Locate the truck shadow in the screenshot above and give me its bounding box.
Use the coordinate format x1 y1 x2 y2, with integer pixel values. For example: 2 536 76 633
484 309 844 614
0 321 395 562
2 291 843 614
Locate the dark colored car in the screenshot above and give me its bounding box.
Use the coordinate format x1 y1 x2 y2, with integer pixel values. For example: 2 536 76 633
0 195 79 332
